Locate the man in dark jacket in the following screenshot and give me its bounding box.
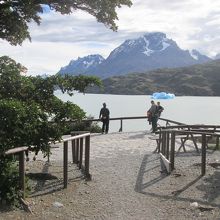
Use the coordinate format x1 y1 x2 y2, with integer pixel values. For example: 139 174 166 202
156 102 164 117
99 103 110 134
148 100 157 133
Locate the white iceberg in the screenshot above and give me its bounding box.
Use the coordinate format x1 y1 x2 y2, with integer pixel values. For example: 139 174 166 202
151 92 175 99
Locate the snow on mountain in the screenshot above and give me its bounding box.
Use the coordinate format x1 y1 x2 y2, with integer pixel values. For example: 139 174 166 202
189 49 211 63
59 54 104 75
58 32 212 78
214 53 220 60
190 50 199 60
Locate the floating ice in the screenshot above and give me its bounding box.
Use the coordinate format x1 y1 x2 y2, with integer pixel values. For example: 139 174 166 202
151 92 175 99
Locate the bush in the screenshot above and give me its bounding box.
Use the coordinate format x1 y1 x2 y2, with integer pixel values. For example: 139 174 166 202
0 157 22 207
0 56 101 207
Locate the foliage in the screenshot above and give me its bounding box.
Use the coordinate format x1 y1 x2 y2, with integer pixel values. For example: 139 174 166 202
0 0 132 45
0 158 21 207
64 116 102 134
0 56 101 205
87 59 220 96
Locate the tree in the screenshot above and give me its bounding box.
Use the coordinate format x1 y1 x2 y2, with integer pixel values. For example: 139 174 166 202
0 0 132 45
0 56 101 205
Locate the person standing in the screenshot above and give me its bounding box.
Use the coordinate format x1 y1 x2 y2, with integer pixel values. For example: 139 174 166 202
156 102 164 118
148 100 157 133
99 103 110 134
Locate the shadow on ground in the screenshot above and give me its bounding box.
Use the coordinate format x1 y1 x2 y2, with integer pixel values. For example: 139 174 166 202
135 153 220 208
27 161 84 198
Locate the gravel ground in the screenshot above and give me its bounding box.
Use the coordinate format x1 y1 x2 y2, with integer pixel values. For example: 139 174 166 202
1 131 220 220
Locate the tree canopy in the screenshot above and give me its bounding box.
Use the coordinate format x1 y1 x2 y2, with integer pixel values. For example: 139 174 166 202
0 0 132 45
0 56 101 155
0 56 101 205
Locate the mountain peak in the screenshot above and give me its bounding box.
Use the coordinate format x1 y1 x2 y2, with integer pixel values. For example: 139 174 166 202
189 49 211 62
58 32 212 78
59 54 104 75
109 32 174 59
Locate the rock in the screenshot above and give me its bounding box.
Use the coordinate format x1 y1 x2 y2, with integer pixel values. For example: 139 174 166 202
53 202 64 208
190 202 199 208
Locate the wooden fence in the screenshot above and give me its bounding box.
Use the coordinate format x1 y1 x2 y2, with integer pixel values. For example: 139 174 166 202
158 126 220 175
3 132 91 198
80 116 184 132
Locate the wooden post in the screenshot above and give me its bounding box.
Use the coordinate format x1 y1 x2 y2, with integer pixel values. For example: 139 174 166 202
216 136 219 150
158 129 162 153
119 119 123 132
201 134 206 176
161 132 164 155
63 141 68 188
19 151 25 198
76 138 79 164
79 138 83 170
170 132 175 171
85 136 91 180
162 131 166 155
166 131 170 159
71 139 76 163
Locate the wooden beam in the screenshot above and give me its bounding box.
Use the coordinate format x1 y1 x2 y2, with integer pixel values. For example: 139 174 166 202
159 153 171 174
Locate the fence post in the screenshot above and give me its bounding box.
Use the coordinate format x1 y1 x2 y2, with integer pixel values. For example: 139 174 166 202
158 128 162 152
119 120 123 132
162 131 166 155
71 139 76 163
216 136 219 150
85 135 91 180
76 138 79 164
201 134 206 176
71 131 77 163
19 151 25 198
79 137 83 169
166 131 170 159
170 132 175 171
63 141 68 188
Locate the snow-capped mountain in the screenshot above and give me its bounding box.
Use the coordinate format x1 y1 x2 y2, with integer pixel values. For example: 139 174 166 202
214 53 220 60
58 32 211 78
189 49 211 62
59 54 104 75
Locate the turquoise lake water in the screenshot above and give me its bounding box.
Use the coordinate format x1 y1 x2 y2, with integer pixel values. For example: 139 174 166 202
55 91 220 132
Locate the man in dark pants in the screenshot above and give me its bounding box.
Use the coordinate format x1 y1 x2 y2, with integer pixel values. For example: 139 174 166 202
99 103 110 134
148 100 157 133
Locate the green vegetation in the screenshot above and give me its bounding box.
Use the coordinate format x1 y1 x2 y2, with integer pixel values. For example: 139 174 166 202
0 0 132 45
0 56 101 206
87 59 220 96
0 0 132 207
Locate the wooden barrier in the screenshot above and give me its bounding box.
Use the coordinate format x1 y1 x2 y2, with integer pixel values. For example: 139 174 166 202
80 116 185 132
3 132 91 198
158 128 220 176
4 146 29 198
62 132 91 188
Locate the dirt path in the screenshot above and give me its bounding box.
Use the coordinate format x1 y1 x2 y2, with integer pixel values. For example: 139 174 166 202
1 131 220 219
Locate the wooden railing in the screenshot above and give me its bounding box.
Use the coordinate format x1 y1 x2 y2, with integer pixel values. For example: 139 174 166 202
4 146 29 198
61 132 91 189
3 132 91 198
80 116 184 132
158 126 220 175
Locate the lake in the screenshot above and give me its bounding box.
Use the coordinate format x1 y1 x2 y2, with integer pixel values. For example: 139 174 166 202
55 91 220 132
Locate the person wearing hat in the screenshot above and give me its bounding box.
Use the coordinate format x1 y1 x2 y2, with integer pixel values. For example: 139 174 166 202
99 103 110 134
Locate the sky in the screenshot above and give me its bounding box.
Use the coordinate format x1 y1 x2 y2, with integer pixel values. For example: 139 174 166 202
1 0 220 76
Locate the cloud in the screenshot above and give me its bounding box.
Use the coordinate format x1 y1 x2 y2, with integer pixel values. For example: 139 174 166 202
1 0 220 75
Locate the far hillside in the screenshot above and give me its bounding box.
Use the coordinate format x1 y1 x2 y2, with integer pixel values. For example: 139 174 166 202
86 59 220 96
